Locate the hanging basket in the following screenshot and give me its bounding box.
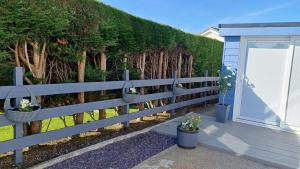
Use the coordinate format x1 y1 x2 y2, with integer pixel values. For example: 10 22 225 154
4 87 40 123
123 92 139 103
122 81 139 103
172 79 187 95
173 86 186 95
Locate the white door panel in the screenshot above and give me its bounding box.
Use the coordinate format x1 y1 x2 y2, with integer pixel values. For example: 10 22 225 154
239 41 289 125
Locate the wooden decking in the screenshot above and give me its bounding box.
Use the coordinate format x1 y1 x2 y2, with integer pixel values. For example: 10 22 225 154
153 110 300 169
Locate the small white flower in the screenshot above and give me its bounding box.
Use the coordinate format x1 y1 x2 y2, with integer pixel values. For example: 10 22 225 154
20 99 31 109
228 75 232 78
20 99 29 104
232 72 236 76
129 88 137 93
224 76 228 79
227 83 231 86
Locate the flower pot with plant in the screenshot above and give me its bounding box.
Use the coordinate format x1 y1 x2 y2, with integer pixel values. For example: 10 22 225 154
177 114 201 149
123 87 139 103
4 88 41 123
216 64 236 123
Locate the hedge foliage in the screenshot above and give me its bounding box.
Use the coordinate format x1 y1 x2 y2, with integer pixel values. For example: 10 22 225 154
0 0 223 84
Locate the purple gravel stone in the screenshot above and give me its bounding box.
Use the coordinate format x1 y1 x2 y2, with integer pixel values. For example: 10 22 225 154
47 131 175 169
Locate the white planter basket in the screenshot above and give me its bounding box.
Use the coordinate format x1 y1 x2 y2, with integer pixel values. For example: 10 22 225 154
172 79 187 95
122 92 139 103
173 86 186 95
122 81 139 103
4 87 40 123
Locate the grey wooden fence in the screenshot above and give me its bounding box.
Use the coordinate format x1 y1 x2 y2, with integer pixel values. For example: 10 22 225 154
0 67 219 164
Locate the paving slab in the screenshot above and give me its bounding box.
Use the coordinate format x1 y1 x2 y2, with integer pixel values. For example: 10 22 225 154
133 145 277 169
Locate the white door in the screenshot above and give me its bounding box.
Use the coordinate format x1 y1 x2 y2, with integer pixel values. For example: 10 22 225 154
286 41 300 128
238 40 291 126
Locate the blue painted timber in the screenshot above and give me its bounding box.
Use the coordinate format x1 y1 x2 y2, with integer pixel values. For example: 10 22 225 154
220 36 240 120
0 67 219 164
219 22 300 121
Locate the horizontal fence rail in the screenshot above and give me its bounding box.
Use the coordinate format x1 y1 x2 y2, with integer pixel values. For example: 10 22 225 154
0 67 219 164
0 95 218 154
0 77 219 99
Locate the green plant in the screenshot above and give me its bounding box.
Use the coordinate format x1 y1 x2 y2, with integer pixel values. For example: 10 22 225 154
0 64 13 86
218 64 236 105
127 87 138 94
19 99 33 112
85 64 108 82
180 114 201 131
0 0 223 86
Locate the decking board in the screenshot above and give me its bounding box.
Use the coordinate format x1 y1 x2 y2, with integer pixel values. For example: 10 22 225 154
153 113 300 169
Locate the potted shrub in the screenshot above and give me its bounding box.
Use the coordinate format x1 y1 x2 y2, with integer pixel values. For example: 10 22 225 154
173 83 186 95
5 98 40 123
177 114 201 149
216 64 236 123
123 87 139 103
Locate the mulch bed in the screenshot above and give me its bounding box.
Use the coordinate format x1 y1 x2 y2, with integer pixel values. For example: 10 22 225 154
0 103 212 169
47 131 175 169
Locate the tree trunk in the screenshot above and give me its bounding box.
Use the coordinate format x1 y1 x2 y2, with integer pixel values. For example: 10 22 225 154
156 51 164 113
29 97 42 134
177 52 182 78
163 51 169 105
99 51 106 120
74 51 86 125
158 51 163 80
139 53 146 113
188 55 193 80
188 55 193 99
22 41 47 135
163 51 169 91
177 52 183 101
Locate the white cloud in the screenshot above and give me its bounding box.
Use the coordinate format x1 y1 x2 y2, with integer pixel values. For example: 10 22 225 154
214 1 296 24
246 1 296 16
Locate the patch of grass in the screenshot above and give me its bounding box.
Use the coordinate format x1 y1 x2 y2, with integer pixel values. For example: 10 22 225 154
0 125 13 142
0 107 138 142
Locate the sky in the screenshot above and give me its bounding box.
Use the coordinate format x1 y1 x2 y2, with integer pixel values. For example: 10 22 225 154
101 0 300 34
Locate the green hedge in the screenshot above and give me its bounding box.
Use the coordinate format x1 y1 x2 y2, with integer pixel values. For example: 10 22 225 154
0 0 223 83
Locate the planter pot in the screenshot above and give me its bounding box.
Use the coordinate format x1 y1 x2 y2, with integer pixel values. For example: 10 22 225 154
4 86 41 123
122 92 139 103
177 125 199 149
216 103 230 123
173 86 186 95
5 106 40 123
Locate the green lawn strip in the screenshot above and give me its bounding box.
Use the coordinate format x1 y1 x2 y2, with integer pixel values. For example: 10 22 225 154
0 107 139 142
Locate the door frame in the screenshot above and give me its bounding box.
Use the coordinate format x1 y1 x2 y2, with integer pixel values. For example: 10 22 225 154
233 36 294 129
282 37 300 131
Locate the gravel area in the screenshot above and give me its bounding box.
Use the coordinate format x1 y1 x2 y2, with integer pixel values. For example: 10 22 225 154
47 131 175 169
134 145 278 169
0 104 215 169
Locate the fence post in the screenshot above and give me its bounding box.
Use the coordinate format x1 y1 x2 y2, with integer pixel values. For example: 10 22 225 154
123 69 130 128
13 67 24 164
171 71 177 116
